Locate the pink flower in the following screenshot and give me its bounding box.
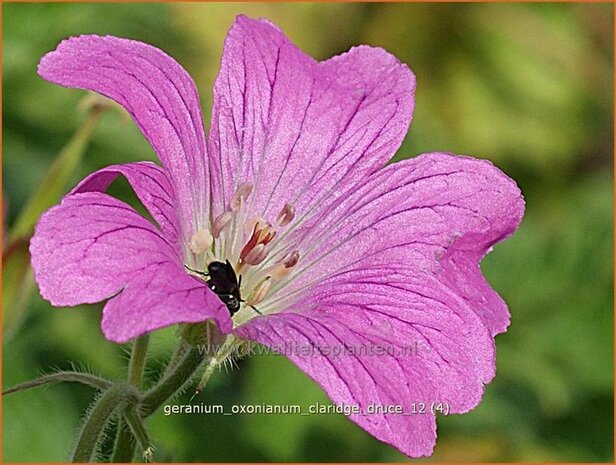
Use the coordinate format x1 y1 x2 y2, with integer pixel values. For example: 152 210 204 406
31 15 524 457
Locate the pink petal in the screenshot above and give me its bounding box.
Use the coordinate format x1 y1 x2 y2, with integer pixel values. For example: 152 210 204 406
72 161 180 248
30 192 231 342
237 270 493 457
209 15 415 223
236 154 523 456
283 152 525 335
38 35 209 242
101 260 231 343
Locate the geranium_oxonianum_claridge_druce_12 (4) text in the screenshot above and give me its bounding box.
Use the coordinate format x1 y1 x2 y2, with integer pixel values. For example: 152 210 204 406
29 15 524 458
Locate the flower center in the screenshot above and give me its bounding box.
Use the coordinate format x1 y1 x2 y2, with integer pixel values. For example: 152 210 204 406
186 182 300 325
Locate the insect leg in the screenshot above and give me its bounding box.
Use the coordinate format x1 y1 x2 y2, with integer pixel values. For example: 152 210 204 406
184 264 209 277
249 304 262 315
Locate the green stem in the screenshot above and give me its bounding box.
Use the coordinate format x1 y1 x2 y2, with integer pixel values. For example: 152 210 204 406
162 338 189 376
3 371 112 395
127 334 150 387
195 336 235 394
141 345 205 418
123 406 153 461
110 420 134 464
111 334 151 462
70 383 138 463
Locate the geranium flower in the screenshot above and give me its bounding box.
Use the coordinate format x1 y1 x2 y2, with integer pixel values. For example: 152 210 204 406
31 16 524 457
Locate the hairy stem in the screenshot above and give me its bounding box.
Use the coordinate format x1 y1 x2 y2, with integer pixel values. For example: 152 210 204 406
141 345 205 418
128 334 150 387
195 336 235 394
70 383 138 463
110 420 134 464
163 338 190 376
124 406 153 461
111 334 150 462
3 371 112 395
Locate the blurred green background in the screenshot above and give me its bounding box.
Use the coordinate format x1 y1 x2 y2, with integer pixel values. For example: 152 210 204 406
2 2 613 462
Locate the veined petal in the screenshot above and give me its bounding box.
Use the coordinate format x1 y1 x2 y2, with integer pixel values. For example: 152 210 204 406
30 192 231 342
275 152 524 336
209 15 415 223
38 35 209 241
101 260 231 343
236 153 522 456
72 161 180 247
237 270 490 457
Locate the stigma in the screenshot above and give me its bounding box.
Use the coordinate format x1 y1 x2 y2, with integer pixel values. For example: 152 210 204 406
187 182 300 322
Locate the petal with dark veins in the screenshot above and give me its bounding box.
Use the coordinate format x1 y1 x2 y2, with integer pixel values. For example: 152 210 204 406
237 270 493 457
30 192 231 342
235 151 523 456
276 152 525 335
209 15 415 225
72 161 180 248
38 35 210 240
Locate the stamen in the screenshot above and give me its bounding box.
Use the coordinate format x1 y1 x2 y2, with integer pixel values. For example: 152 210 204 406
245 215 266 235
212 211 233 238
201 184 301 320
275 203 295 227
247 277 272 306
270 265 290 281
270 250 300 280
239 222 276 263
259 226 276 244
283 250 300 268
243 243 268 266
230 182 253 211
189 230 213 255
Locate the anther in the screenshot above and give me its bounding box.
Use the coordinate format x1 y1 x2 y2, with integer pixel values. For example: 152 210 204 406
240 222 276 263
212 211 233 238
283 250 300 268
230 182 253 210
243 243 269 266
270 250 300 280
189 230 213 255
245 215 266 235
247 277 272 306
258 225 276 244
275 203 295 227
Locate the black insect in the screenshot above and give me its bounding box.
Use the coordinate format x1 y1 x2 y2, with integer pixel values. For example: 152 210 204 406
205 260 243 315
186 260 260 316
